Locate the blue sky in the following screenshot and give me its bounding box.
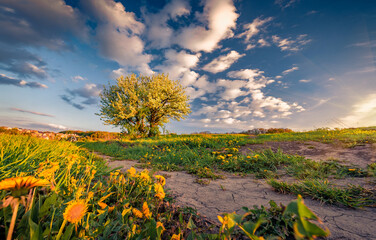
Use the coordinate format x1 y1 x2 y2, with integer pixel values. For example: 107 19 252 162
0 0 375 133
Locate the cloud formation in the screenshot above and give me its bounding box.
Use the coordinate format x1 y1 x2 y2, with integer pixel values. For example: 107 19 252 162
272 34 311 52
10 107 54 117
61 83 101 110
0 73 47 88
175 0 239 52
202 50 245 73
82 0 152 74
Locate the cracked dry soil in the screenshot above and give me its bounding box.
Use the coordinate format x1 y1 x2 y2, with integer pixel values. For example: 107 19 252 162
100 150 376 240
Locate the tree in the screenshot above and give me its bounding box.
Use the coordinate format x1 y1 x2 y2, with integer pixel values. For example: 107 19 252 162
98 73 191 137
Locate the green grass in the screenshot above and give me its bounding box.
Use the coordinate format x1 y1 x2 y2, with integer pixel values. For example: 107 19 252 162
268 179 376 208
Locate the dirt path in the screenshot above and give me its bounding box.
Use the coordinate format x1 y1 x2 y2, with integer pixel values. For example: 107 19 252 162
102 155 376 240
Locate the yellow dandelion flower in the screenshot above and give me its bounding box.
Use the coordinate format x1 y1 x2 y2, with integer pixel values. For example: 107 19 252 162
132 208 143 218
247 156 251 159
348 169 356 171
227 154 233 157
142 202 152 218
155 175 166 186
139 172 150 182
127 167 136 176
170 233 181 240
0 176 50 197
63 200 88 225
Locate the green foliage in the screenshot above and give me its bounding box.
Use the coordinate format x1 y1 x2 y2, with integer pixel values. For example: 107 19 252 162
215 196 328 240
268 179 376 208
98 74 191 137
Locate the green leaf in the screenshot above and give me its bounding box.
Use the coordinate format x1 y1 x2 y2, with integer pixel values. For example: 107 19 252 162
39 193 58 218
187 215 196 230
61 224 74 240
29 217 42 240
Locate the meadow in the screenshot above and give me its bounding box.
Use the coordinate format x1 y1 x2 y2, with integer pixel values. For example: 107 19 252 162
1 128 375 239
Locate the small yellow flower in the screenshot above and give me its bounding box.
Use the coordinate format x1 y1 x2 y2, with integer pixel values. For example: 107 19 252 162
227 154 233 157
127 167 136 176
155 175 166 186
142 202 152 218
63 200 88 225
170 233 181 240
156 221 165 232
0 176 50 197
348 169 356 171
154 183 165 199
247 156 251 159
132 208 143 218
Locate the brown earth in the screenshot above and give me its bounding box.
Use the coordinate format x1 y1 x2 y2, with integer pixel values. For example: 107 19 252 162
97 142 376 240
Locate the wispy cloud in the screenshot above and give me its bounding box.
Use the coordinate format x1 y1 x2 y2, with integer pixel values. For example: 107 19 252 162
282 66 299 75
61 83 101 110
0 73 47 88
272 34 311 52
10 108 54 117
299 79 311 83
202 50 245 74
71 75 87 82
274 0 299 9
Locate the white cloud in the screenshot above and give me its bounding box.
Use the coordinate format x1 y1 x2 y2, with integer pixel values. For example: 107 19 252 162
328 77 335 81
272 34 311 52
238 17 273 42
202 50 245 73
340 94 376 127
299 79 311 83
227 68 272 90
275 0 299 9
217 79 248 100
82 0 152 74
71 75 87 82
155 49 201 86
0 73 48 88
282 66 299 75
143 0 190 48
192 75 217 93
175 0 239 52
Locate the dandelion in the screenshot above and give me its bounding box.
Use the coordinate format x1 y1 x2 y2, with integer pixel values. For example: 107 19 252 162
171 234 181 240
0 176 50 197
155 175 166 186
0 176 50 240
57 200 88 240
227 154 233 157
142 202 152 218
127 167 136 177
348 169 356 171
132 208 143 218
247 156 251 159
154 183 165 199
63 200 88 224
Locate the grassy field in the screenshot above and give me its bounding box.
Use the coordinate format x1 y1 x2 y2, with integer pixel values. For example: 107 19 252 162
79 128 376 208
0 133 332 239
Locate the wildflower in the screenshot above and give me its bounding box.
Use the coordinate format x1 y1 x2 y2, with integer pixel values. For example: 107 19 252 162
171 234 181 240
63 200 88 225
142 202 152 218
154 183 165 199
348 169 356 171
132 208 143 218
227 154 233 157
156 221 165 232
155 175 166 186
247 156 251 159
139 172 150 182
127 167 136 176
0 176 50 197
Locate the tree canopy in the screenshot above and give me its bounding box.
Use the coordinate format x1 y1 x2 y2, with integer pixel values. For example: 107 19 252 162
98 73 191 137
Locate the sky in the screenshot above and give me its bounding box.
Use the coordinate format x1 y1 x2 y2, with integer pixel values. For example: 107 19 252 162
0 0 375 133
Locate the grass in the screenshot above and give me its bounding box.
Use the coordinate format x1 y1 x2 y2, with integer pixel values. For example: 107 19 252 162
78 128 376 209
268 179 376 208
0 132 331 239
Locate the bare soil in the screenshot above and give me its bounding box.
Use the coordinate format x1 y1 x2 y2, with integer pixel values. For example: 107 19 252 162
97 141 376 240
